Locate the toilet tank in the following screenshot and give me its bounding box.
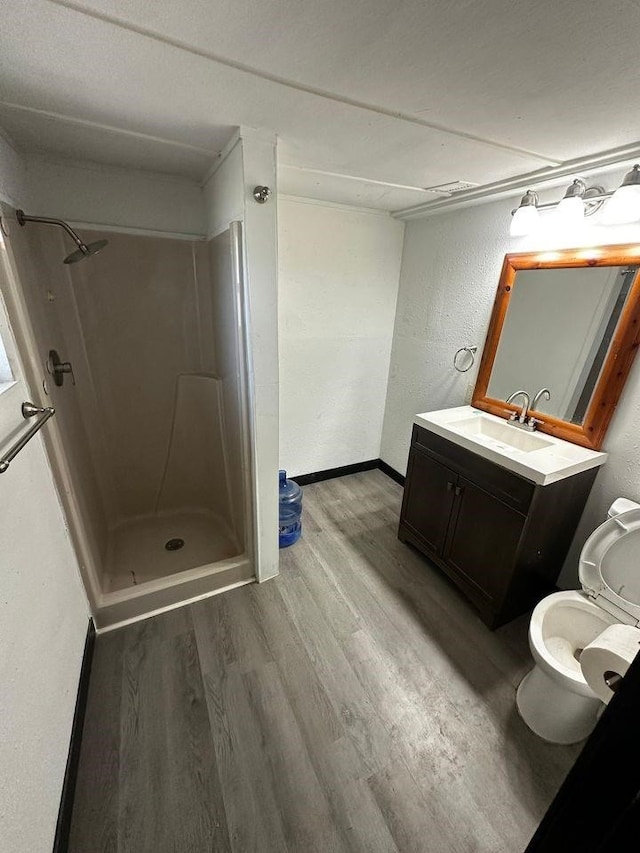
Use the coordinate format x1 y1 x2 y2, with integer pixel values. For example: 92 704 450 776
608 497 640 518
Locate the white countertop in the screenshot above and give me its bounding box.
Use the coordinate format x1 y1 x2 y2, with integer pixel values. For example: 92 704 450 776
414 406 607 486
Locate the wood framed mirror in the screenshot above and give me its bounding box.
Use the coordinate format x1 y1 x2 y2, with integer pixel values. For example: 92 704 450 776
472 244 640 449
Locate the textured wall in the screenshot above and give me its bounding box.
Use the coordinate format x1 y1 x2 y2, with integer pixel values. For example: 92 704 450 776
381 177 640 587
381 200 508 476
278 198 405 476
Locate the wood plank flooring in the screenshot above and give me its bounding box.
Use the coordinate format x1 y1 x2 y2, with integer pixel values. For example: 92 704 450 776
69 470 581 852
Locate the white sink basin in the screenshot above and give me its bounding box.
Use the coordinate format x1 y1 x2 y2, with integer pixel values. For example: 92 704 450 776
453 416 553 453
414 406 607 485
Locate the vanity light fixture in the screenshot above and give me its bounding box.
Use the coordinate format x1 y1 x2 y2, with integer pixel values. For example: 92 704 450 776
510 190 540 236
509 165 640 235
603 165 640 225
555 179 586 226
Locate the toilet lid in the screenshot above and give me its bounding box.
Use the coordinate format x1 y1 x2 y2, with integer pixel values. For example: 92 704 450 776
579 508 640 623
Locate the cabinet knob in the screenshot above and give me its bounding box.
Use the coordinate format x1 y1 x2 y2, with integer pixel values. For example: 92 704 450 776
454 485 463 496
447 481 454 491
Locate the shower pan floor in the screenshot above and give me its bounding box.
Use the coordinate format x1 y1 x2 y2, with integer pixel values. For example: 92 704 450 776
103 510 241 592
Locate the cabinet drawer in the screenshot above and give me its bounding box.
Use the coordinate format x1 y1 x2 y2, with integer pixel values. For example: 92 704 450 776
411 425 535 514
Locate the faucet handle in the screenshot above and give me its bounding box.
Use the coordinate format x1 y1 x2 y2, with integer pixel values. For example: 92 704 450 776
503 409 519 421
527 416 544 430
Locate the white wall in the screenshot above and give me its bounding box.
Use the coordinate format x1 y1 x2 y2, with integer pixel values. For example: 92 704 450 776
22 155 207 237
0 130 25 206
203 140 244 239
0 139 90 851
279 198 405 476
381 166 640 586
239 129 280 582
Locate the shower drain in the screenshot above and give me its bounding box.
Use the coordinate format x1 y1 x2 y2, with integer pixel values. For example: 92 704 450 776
165 538 185 551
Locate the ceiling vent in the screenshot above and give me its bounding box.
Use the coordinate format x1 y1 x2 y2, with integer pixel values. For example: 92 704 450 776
423 180 479 195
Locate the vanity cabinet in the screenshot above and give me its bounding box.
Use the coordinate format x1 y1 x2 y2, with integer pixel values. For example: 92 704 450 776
399 424 599 628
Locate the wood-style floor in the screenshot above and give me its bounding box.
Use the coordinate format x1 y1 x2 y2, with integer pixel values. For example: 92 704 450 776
69 470 580 852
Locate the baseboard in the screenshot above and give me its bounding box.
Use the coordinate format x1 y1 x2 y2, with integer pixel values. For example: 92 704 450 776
293 459 405 487
377 459 405 485
293 459 379 486
53 618 96 853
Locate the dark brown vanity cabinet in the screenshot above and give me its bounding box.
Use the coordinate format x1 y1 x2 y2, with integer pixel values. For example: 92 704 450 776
398 425 599 628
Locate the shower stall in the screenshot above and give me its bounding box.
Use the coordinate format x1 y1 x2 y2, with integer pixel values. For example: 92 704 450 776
1 203 254 626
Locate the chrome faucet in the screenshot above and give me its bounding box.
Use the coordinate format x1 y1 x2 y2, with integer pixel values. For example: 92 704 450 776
505 390 530 424
532 387 551 412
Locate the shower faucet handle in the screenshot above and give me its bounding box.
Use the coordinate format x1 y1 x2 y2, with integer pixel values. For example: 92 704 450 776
47 349 76 387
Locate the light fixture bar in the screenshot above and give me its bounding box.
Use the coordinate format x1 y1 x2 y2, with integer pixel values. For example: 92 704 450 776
512 191 613 215
509 165 640 233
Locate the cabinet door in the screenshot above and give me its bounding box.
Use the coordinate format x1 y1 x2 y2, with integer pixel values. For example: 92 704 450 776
400 448 457 557
443 477 526 604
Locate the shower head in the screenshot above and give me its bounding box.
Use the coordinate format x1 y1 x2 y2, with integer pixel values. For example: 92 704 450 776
63 239 108 264
16 209 108 264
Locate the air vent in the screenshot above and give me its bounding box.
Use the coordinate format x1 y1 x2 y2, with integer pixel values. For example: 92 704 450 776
423 180 479 195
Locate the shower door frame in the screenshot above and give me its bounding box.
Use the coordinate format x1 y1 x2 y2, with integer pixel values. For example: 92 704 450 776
230 220 258 582
0 209 257 625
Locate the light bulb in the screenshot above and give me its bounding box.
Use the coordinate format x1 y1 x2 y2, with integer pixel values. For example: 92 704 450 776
555 194 585 226
603 165 640 225
603 184 640 225
510 204 540 236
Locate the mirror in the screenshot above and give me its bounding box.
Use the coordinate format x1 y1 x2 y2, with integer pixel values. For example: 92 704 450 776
473 245 640 449
488 266 636 423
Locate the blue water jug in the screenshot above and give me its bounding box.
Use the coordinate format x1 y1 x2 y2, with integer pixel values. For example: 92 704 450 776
279 469 302 548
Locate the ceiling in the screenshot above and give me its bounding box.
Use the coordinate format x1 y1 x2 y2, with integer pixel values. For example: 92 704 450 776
1 0 640 211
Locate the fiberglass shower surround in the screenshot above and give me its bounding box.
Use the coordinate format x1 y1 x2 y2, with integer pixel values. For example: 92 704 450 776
9 220 248 595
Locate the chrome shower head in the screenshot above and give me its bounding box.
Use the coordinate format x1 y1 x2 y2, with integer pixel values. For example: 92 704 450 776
16 209 108 264
64 239 108 264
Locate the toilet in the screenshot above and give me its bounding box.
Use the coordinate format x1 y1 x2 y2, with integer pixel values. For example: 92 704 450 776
516 498 640 744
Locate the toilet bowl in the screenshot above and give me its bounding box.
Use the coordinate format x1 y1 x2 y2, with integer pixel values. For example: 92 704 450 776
517 591 617 743
517 499 640 744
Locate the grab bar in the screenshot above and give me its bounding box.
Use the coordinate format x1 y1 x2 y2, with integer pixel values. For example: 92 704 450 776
0 401 56 473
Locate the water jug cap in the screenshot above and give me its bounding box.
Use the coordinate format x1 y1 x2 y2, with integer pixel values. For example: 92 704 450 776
279 469 287 485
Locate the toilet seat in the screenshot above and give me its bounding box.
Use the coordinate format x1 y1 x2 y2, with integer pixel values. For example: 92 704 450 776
579 508 640 626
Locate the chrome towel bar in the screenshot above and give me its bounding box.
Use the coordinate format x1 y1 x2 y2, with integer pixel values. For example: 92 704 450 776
0 401 56 473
